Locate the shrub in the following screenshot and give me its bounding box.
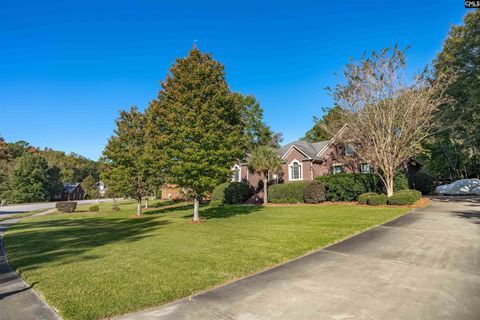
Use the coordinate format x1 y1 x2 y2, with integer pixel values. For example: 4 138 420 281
396 189 422 201
316 173 380 201
367 194 387 206
358 192 378 205
56 201 77 213
413 171 435 195
210 182 254 205
388 193 417 205
394 171 409 191
89 205 99 212
269 182 306 203
210 183 229 205
303 181 326 204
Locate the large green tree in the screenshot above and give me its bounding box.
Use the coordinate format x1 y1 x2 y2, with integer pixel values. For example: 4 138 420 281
146 48 243 222
303 105 346 142
103 107 149 216
238 94 282 149
248 146 282 204
427 10 480 179
2 153 62 204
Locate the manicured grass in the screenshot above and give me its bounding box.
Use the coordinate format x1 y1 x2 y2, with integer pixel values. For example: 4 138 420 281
5 200 409 320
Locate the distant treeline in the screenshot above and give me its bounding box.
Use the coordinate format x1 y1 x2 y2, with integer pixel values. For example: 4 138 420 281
0 139 100 204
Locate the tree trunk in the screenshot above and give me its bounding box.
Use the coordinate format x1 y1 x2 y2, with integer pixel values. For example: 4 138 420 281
193 198 200 222
263 177 268 204
145 196 149 209
386 177 394 197
113 197 117 208
136 196 142 216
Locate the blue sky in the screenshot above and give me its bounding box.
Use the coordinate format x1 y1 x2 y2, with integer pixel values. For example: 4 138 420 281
0 1 469 160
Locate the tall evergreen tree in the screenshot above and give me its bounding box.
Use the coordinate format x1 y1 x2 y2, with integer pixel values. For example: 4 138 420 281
238 94 282 149
146 47 243 222
428 10 480 179
2 153 62 203
303 106 346 142
103 107 148 215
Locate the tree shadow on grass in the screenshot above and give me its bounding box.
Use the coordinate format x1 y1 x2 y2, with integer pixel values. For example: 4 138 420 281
142 203 193 216
4 216 172 273
182 205 262 220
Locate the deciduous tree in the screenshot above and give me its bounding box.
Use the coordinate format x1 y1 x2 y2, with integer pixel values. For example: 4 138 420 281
146 47 243 222
103 107 148 216
329 46 451 197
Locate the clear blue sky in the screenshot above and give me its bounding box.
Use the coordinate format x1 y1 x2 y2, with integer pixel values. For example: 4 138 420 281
0 1 468 160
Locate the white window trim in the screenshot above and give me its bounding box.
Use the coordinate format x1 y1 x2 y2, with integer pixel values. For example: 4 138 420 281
332 163 343 174
288 159 303 181
231 165 241 182
360 163 371 173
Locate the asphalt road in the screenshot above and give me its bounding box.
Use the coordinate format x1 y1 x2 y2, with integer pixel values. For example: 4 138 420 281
0 199 113 216
116 197 480 320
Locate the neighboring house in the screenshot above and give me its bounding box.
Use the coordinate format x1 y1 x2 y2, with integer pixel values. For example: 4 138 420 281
161 184 184 200
58 183 85 201
95 181 106 197
233 132 370 191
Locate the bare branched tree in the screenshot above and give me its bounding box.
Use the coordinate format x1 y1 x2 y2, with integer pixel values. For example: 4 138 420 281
329 46 452 197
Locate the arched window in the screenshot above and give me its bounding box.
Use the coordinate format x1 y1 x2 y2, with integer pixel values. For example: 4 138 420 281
289 160 302 181
231 165 241 182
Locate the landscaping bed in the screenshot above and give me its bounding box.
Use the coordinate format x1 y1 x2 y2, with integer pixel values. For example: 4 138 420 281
5 200 409 320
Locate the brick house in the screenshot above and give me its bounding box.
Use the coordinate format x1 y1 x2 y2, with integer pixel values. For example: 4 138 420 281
232 133 370 191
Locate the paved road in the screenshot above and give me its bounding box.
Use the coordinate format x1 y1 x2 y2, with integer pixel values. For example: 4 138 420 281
0 199 113 217
0 210 60 320
117 197 480 320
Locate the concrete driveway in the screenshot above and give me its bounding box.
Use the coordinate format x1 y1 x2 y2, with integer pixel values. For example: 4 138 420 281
117 197 480 320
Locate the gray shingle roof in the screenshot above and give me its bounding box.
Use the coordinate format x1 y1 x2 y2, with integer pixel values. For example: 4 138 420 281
63 183 80 193
277 140 330 159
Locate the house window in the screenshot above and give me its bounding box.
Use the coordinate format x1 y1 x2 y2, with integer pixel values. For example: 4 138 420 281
344 144 354 156
332 164 343 174
289 160 303 180
360 163 371 173
232 165 241 182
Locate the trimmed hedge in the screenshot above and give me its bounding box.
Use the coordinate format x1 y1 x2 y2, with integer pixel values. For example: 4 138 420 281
367 194 388 206
395 189 421 201
388 193 417 205
268 181 306 203
358 192 378 205
89 205 99 212
56 201 77 213
316 173 380 201
303 181 326 204
210 182 254 206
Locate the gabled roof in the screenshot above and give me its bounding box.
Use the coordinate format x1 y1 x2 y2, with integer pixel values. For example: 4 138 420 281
63 183 80 193
277 140 331 160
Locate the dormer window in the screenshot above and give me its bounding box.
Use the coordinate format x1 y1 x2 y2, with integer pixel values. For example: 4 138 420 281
231 165 241 182
289 160 303 180
344 144 355 156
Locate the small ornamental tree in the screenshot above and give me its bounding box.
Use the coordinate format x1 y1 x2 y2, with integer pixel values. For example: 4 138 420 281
103 107 148 216
146 48 243 222
248 146 282 204
329 46 451 197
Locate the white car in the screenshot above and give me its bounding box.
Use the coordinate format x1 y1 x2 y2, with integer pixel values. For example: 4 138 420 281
435 179 480 195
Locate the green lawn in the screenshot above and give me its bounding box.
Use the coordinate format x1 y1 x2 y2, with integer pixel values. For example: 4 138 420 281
4 200 409 320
